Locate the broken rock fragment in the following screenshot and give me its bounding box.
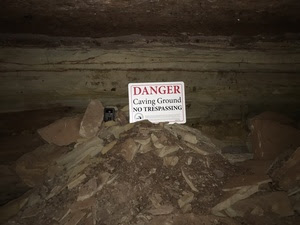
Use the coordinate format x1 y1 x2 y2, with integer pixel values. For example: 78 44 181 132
165 124 198 144
38 115 82 146
178 192 194 208
212 184 262 216
134 137 151 146
181 168 199 192
213 169 224 178
108 123 135 139
164 124 218 155
156 145 179 158
250 206 264 216
46 184 66 200
229 192 294 218
151 133 165 149
147 205 174 215
80 99 104 138
16 144 68 187
70 197 96 212
182 203 192 213
183 133 198 144
138 142 153 154
116 110 128 125
222 174 271 192
149 193 163 208
21 205 40 219
67 163 89 181
222 153 254 164
56 137 104 170
77 178 98 201
269 147 300 191
185 142 209 155
121 138 140 162
67 174 87 190
120 105 129 119
163 156 179 167
101 140 117 155
104 120 118 128
64 211 86 225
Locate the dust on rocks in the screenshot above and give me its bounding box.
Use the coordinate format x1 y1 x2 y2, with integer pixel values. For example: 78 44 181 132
1 104 299 225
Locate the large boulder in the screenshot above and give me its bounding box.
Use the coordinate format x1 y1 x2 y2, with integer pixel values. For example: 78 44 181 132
79 100 104 138
249 112 300 160
38 115 82 146
269 147 300 191
248 111 294 127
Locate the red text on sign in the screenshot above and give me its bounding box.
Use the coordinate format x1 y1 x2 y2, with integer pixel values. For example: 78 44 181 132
133 85 180 95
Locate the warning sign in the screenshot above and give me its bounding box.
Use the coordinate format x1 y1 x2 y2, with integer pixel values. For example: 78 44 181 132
128 81 186 124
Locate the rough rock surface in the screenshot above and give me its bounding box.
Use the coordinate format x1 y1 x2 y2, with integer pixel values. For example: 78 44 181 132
2 110 299 225
248 111 295 127
249 112 300 160
2 119 239 225
79 100 104 138
268 147 300 191
1 0 299 37
15 144 68 187
38 115 82 146
229 192 294 218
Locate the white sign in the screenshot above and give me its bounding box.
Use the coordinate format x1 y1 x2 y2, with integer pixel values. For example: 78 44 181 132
128 81 186 124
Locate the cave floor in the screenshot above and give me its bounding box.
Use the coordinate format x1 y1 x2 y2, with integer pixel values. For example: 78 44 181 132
0 108 299 225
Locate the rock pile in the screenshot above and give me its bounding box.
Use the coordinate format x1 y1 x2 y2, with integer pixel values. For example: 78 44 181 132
0 103 299 225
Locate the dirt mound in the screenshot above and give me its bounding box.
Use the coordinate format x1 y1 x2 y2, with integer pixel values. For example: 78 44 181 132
3 119 241 225
2 109 299 225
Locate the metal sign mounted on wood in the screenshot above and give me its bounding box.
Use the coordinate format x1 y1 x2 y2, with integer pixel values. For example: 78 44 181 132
128 81 186 124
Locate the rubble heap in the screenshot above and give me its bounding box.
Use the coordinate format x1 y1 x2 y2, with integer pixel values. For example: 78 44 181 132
1 102 299 225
